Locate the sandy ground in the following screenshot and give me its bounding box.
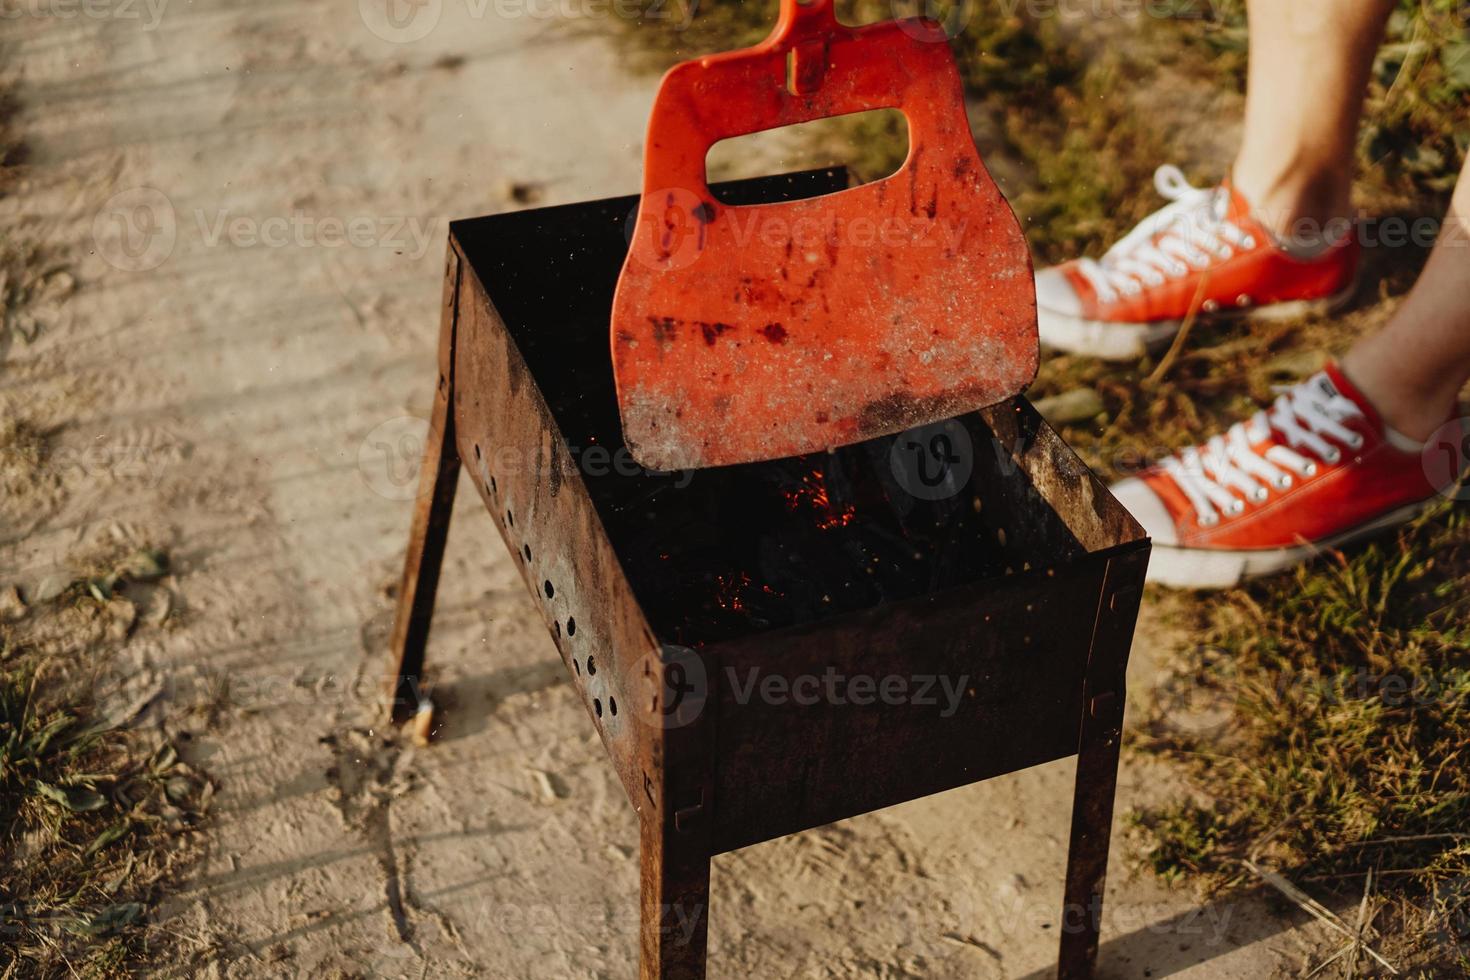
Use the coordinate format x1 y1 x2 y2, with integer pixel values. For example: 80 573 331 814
2 3 1357 977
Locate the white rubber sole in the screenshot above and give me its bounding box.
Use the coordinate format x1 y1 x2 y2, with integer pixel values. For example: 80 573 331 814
1038 280 1359 362
1145 498 1433 590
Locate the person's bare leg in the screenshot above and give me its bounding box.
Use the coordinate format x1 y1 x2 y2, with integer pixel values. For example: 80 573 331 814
1341 154 1470 441
1231 0 1397 241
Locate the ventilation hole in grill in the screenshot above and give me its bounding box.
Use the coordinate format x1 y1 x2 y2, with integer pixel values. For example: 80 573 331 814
473 443 481 461
572 657 580 675
566 617 576 636
586 655 596 676
593 698 603 718
609 696 618 717
555 620 561 638
506 509 515 527
543 580 554 599
489 476 497 494
523 544 532 562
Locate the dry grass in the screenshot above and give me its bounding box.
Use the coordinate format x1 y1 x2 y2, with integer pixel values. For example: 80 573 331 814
0 472 206 980
0 552 213 980
0 544 213 979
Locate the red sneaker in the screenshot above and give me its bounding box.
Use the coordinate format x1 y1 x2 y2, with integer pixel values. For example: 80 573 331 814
1035 165 1360 360
1113 364 1455 588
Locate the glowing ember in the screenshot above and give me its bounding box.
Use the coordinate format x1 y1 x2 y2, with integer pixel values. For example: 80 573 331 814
783 468 856 530
714 571 783 614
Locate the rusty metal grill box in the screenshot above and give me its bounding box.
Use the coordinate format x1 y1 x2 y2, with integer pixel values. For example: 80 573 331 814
386 168 1150 979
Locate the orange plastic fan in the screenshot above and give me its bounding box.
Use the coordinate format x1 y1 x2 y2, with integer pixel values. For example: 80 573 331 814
611 0 1037 471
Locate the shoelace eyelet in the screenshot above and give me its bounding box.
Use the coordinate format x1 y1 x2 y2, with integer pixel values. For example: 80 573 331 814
1347 433 1365 450
1274 474 1294 490
1323 447 1342 465
1199 512 1220 528
1242 235 1257 249
1303 462 1319 477
1226 499 1246 516
1250 487 1269 503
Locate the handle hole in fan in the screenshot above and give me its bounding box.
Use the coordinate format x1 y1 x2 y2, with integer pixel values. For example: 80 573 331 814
706 108 909 205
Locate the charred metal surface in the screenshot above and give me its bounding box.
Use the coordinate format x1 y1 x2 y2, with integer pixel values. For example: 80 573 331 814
387 167 1150 980
710 558 1106 853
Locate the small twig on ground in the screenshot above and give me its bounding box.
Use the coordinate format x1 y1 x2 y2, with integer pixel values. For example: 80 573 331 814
1345 833 1470 847
1241 857 1399 975
1346 866 1374 980
1143 276 1210 387
1303 942 1353 980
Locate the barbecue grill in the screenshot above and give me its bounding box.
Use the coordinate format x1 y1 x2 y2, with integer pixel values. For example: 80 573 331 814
385 168 1150 979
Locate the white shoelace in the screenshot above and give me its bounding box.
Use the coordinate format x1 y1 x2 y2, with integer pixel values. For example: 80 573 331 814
1161 374 1366 527
1075 165 1257 305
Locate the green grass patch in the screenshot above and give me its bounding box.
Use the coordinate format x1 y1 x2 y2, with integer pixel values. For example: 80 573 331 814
1 552 210 977
1132 502 1470 969
0 581 211 975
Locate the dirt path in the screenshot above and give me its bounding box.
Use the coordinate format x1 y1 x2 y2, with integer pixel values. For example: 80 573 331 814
4 4 1347 977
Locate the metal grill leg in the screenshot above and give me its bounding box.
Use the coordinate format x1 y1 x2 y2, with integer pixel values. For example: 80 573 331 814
1058 554 1145 979
1057 717 1123 978
639 814 711 980
385 250 462 723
